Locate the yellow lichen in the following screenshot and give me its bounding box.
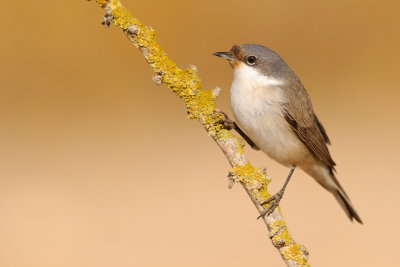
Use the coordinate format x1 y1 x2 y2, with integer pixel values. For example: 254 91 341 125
112 7 136 29
95 0 109 6
282 244 309 266
109 0 121 9
215 129 231 140
269 220 291 247
231 163 271 201
269 219 285 235
215 129 245 154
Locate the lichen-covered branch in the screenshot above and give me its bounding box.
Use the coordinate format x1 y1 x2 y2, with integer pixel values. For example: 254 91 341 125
89 1 310 266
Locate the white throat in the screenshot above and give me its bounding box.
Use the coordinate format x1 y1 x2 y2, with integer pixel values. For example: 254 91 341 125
230 63 286 109
233 63 284 87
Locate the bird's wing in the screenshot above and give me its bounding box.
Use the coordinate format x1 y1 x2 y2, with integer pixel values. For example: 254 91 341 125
283 80 336 170
314 114 331 145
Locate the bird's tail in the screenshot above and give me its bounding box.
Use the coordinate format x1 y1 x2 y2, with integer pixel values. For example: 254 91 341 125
302 164 363 223
331 175 363 224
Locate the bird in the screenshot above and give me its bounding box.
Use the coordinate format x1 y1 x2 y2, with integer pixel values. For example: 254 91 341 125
213 44 362 223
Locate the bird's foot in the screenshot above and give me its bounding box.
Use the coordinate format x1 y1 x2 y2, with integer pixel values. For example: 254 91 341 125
257 189 285 219
214 109 235 130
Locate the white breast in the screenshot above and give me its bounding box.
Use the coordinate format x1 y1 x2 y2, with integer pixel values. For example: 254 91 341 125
230 63 307 166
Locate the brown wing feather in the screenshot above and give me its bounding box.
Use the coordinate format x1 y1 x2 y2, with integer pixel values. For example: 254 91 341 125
284 113 336 170
283 78 336 170
314 114 331 145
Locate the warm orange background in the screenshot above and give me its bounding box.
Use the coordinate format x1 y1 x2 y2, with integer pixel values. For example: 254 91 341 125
1 1 399 266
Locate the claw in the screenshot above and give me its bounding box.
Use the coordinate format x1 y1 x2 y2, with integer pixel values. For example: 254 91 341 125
257 190 284 219
214 110 235 130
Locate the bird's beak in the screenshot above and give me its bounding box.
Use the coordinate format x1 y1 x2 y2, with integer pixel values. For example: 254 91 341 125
213 52 234 60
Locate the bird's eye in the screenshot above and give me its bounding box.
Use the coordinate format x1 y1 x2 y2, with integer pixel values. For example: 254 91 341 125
245 55 257 65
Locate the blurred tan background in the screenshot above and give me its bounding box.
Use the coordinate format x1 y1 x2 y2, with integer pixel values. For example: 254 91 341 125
1 0 399 266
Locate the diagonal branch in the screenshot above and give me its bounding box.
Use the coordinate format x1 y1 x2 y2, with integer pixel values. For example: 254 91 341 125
89 1 310 266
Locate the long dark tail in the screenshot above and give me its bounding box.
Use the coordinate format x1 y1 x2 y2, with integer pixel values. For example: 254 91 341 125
331 175 363 224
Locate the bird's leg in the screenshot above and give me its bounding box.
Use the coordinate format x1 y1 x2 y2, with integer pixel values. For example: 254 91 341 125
258 167 296 219
214 110 259 150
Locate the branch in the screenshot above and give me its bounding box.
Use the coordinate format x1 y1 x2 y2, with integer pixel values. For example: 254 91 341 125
89 1 310 266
